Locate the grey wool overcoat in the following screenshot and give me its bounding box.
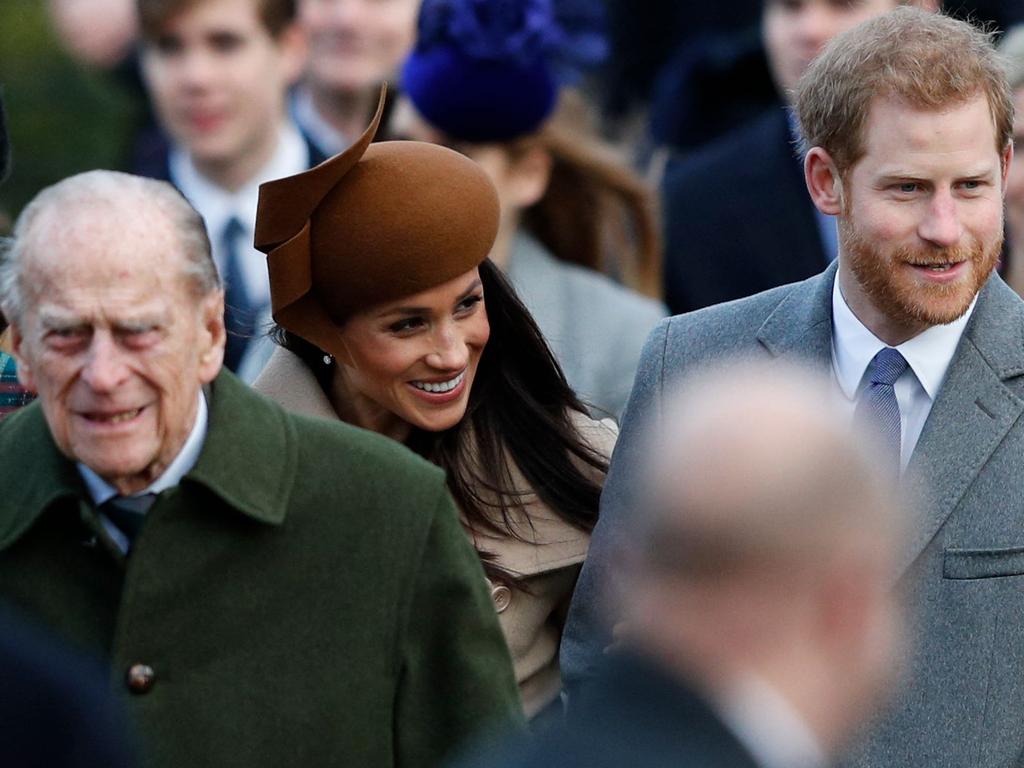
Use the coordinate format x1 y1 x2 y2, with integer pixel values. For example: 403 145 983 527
563 260 1024 767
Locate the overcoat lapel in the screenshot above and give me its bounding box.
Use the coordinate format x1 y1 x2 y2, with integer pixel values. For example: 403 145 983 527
756 268 1024 580
900 277 1024 576
755 261 837 368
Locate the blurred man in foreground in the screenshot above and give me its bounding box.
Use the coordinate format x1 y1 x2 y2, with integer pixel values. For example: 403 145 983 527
460 362 904 768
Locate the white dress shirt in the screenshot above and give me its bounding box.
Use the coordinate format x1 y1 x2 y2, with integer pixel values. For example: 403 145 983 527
830 274 975 471
170 122 311 381
716 673 826 768
78 392 208 551
169 121 310 310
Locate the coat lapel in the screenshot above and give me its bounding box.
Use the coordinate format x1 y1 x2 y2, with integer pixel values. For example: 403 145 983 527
0 402 85 551
755 268 1024 579
900 276 1024 576
755 260 837 368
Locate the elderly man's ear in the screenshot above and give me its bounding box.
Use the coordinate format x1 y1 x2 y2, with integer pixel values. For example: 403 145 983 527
198 289 227 383
8 322 36 393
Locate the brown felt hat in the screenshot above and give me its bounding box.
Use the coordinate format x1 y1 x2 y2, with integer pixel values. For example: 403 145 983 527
254 85 500 360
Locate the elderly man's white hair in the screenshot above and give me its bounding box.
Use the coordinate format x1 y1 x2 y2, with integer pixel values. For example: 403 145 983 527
0 170 220 323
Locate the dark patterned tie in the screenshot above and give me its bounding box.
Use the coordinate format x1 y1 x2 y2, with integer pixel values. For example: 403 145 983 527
222 216 256 372
855 347 909 471
99 493 157 545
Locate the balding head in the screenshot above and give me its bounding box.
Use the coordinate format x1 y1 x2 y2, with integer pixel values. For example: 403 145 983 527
622 359 905 755
636 360 898 582
0 171 218 325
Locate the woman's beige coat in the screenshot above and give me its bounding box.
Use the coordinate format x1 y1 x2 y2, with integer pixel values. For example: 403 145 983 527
254 346 617 717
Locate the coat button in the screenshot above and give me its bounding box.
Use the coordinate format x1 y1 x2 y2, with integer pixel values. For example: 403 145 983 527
126 663 156 694
491 584 512 613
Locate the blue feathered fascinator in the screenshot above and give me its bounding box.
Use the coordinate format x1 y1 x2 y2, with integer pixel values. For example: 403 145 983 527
402 0 607 143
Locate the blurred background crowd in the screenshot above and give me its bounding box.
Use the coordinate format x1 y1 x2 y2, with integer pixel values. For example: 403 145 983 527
4 2 1024 767
4 0 1024 308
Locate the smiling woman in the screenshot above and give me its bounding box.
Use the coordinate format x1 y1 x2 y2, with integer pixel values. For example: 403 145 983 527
252 89 616 720
328 270 489 439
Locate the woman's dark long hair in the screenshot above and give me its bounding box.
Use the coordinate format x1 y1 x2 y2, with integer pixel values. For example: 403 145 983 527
276 258 608 584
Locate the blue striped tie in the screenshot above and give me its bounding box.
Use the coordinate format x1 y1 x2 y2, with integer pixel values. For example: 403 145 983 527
855 348 908 471
222 216 256 372
100 493 157 545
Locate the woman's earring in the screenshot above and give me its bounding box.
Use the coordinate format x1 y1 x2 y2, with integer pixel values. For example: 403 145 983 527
323 354 334 366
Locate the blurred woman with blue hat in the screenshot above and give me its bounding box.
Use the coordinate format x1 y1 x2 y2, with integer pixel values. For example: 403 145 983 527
391 0 667 418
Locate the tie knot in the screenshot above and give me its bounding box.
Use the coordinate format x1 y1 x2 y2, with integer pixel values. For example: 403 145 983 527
104 493 158 515
869 348 908 387
100 492 158 543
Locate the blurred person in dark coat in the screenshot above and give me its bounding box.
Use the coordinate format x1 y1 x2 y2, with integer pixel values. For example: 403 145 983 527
132 0 325 379
453 362 905 768
291 0 420 156
1 607 137 768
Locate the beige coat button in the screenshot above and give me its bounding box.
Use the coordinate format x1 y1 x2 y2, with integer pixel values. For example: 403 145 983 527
491 584 512 613
126 663 156 694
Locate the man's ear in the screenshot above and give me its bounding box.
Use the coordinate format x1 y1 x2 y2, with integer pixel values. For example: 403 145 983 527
8 320 36 392
198 289 226 383
805 147 844 216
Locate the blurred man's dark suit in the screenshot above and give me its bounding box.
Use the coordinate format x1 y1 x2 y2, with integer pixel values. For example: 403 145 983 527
661 107 828 315
0 607 136 768
455 653 760 768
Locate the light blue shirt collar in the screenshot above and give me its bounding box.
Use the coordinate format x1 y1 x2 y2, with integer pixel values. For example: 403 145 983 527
78 390 209 506
169 120 308 247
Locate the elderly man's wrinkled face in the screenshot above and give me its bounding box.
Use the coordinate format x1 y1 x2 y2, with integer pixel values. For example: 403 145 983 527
11 206 224 495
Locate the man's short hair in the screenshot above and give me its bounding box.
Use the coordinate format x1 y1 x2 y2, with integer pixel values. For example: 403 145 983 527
795 7 1013 174
0 171 220 324
137 0 297 39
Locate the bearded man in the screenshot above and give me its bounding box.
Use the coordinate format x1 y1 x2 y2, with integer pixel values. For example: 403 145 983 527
563 8 1024 767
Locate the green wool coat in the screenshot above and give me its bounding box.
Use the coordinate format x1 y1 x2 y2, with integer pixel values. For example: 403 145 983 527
0 371 523 767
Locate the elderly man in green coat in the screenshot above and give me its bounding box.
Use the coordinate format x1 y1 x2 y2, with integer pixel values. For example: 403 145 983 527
0 170 523 767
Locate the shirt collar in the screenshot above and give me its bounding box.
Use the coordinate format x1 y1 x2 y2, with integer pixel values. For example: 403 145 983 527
77 391 208 505
831 272 975 401
169 120 309 241
716 673 826 768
